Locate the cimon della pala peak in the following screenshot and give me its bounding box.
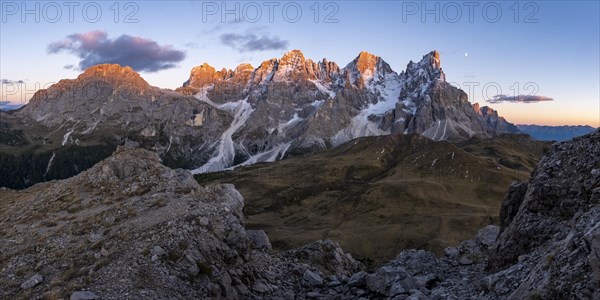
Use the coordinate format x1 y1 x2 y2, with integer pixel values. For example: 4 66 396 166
11 50 518 174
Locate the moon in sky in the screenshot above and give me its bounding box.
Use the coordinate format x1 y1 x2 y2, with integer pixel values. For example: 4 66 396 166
465 53 468 57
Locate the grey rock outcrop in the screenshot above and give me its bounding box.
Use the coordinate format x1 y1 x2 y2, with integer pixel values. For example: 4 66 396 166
498 181 528 229
20 274 44 289
177 50 519 172
70 291 99 300
486 129 600 298
1 130 597 299
0 146 363 299
474 103 520 136
247 230 272 251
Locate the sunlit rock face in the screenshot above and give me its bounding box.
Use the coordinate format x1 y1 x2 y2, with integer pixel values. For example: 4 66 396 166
16 63 233 169
11 50 518 175
179 49 519 173
474 103 520 135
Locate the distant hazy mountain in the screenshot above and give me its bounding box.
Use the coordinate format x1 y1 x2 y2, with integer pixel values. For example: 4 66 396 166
517 124 597 141
0 101 24 111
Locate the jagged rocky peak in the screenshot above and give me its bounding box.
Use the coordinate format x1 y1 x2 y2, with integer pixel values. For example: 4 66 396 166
354 51 380 74
75 64 150 89
234 63 254 73
345 50 395 85
319 58 342 81
183 62 232 88
188 63 216 80
252 58 278 84
403 50 445 82
420 50 441 72
473 102 497 117
473 102 521 134
272 49 308 81
429 50 441 69
22 63 152 119
80 63 134 76
232 63 254 79
280 49 306 65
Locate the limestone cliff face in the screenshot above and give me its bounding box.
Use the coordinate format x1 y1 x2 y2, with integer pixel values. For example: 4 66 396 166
13 50 518 174
178 50 519 172
17 64 232 168
485 129 600 297
474 103 520 136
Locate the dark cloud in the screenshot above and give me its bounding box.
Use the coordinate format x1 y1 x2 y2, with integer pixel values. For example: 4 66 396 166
48 31 186 72
488 94 554 104
1 79 24 84
219 33 288 52
63 64 76 70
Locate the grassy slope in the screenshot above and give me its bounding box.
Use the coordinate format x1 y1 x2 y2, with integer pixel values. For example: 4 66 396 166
196 134 551 266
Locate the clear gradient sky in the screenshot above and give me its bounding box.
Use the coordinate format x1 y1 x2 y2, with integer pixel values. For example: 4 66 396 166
1 0 599 126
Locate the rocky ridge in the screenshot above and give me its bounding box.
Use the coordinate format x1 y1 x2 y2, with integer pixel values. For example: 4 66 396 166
517 124 598 141
3 50 520 179
474 103 520 136
6 64 233 177
0 146 362 299
177 50 521 172
1 130 598 299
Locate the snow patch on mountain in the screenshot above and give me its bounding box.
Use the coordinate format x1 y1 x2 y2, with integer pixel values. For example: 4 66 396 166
332 114 390 146
82 120 101 134
192 90 255 174
310 80 336 99
192 86 297 173
331 65 403 145
401 99 417 114
43 152 56 179
363 76 402 115
62 129 74 146
232 142 292 169
311 100 325 108
278 113 303 135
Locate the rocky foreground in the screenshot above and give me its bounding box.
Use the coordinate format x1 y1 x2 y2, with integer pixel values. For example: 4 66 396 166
1 130 599 299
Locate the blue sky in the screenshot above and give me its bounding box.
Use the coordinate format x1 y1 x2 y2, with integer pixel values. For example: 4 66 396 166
1 0 599 126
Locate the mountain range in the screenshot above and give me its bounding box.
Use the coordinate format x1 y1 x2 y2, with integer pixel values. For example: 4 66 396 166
517 124 597 141
1 49 597 299
0 50 519 189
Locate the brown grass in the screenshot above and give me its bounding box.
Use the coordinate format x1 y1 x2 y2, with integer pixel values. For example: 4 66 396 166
195 134 549 265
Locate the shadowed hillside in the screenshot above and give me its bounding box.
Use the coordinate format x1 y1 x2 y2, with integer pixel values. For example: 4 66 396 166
196 134 551 265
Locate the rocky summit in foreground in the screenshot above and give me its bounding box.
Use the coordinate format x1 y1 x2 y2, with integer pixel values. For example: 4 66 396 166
0 146 363 299
1 130 598 299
